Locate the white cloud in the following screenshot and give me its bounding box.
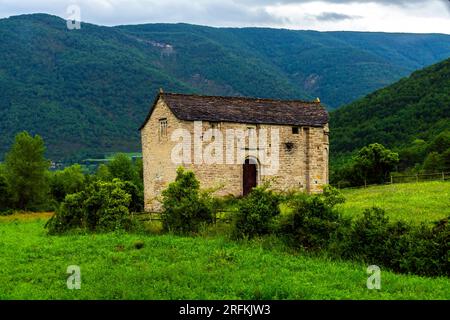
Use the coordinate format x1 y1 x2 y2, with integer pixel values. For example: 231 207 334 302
0 0 449 33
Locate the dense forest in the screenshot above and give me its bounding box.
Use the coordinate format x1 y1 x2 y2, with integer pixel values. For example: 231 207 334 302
1 13 450 160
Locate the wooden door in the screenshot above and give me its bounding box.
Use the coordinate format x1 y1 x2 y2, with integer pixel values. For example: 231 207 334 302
243 159 257 196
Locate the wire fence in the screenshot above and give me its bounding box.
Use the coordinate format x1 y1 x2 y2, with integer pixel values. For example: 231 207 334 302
390 171 450 184
333 171 450 190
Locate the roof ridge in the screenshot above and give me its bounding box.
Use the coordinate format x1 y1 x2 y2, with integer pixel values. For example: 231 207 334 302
161 92 320 104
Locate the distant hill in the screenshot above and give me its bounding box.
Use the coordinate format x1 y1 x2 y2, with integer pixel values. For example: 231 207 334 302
330 57 450 157
1 13 450 160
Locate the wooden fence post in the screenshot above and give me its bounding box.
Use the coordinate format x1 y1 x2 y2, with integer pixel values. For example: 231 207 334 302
390 175 393 184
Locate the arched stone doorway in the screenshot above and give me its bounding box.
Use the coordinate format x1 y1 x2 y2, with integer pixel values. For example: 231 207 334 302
243 157 258 196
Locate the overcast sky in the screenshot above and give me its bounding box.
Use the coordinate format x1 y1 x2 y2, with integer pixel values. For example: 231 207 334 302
0 0 449 33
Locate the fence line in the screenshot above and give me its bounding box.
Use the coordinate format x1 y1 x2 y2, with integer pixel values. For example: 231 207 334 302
333 171 450 190
390 171 450 184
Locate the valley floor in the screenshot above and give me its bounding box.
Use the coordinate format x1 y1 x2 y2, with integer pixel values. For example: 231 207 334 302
0 214 448 300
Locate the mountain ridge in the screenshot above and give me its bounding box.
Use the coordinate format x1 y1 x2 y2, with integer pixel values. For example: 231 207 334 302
1 13 450 160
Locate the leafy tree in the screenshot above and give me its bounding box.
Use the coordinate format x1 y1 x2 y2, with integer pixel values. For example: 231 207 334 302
4 131 50 210
427 131 450 154
353 143 399 185
95 164 112 181
329 159 365 188
398 139 427 170
50 164 86 202
107 153 137 183
422 152 444 173
95 154 144 212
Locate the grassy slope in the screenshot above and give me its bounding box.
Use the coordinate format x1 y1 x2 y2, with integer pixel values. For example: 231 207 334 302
337 181 450 224
0 214 448 300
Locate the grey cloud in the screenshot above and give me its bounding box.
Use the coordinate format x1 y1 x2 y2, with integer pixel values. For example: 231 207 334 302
199 2 286 25
314 12 361 21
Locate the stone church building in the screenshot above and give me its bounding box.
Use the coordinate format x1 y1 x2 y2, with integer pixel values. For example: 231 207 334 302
140 90 329 212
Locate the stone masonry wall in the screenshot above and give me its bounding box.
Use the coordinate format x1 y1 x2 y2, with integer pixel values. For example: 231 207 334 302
141 98 329 212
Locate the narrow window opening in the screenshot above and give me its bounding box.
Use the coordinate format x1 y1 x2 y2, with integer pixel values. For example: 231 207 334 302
159 118 168 139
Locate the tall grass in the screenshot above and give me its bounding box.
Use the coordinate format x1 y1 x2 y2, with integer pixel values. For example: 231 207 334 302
0 216 448 300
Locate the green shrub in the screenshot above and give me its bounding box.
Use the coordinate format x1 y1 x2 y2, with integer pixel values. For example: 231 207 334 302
336 208 449 277
395 217 449 277
280 193 349 250
83 179 132 231
337 207 416 270
161 167 213 234
232 184 281 239
322 185 346 208
45 192 86 234
340 207 391 262
46 179 133 234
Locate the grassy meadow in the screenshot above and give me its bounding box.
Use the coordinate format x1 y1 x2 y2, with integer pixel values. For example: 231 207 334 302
337 181 450 224
0 212 449 300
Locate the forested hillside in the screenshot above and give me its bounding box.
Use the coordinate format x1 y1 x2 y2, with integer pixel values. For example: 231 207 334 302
330 57 450 157
1 13 450 160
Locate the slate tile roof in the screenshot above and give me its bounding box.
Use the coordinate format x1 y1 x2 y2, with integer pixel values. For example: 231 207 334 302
140 92 329 130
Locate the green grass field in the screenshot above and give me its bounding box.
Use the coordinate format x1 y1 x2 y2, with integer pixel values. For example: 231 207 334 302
0 213 449 300
337 181 450 224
